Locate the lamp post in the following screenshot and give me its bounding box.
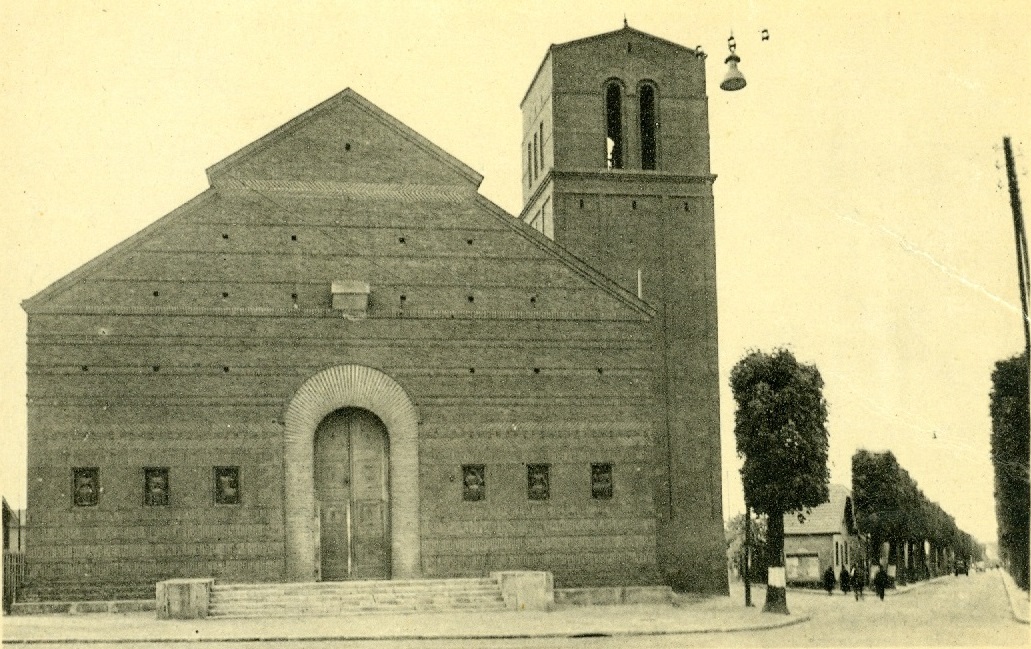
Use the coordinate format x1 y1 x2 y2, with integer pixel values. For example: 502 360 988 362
712 28 762 606
743 504 754 606
708 28 762 607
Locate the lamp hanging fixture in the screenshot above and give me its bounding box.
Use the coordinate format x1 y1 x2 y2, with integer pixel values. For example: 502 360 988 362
720 33 747 92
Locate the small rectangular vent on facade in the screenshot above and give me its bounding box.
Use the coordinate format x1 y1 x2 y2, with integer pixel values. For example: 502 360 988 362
591 463 613 499
144 468 169 506
527 464 550 500
72 467 99 507
462 465 485 501
213 466 241 505
331 280 370 316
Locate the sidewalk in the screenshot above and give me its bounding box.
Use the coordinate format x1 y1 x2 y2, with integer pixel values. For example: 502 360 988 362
1 586 808 644
998 568 1030 624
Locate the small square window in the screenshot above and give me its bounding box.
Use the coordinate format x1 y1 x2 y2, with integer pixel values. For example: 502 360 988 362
72 467 99 507
591 463 613 500
144 468 169 506
462 465 485 502
527 464 550 501
214 466 241 505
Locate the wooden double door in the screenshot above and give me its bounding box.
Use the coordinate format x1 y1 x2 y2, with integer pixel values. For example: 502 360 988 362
314 407 391 580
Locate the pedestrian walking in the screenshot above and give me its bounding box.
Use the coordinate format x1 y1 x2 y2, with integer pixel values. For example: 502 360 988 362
823 565 836 595
851 564 865 600
873 565 889 601
840 565 851 594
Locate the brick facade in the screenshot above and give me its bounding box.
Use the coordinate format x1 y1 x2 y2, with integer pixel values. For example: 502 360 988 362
521 27 725 593
22 27 727 601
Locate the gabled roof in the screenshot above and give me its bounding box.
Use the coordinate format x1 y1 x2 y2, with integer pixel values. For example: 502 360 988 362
784 484 858 536
553 25 699 55
23 87 654 320
206 88 483 189
21 190 218 312
521 25 701 107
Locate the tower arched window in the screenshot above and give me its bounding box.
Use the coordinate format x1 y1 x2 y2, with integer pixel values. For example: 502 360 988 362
639 83 657 170
539 122 545 171
605 82 624 169
533 132 539 179
527 142 532 188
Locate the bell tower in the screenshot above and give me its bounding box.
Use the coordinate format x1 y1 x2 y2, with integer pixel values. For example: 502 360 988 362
519 25 726 594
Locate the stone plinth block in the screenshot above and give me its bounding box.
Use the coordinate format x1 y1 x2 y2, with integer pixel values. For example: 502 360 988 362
156 578 214 619
492 571 554 611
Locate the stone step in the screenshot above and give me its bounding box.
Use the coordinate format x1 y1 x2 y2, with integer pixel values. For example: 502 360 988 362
209 594 503 606
208 594 503 606
207 577 508 619
210 592 506 604
209 600 507 617
211 578 496 592
209 586 503 598
211 586 501 596
210 593 505 606
210 590 501 601
209 602 507 618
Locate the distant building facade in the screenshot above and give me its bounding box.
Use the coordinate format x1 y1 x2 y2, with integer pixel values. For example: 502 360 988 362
784 484 863 585
21 26 726 601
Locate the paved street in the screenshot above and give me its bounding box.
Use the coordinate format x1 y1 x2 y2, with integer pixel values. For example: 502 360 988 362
564 572 1029 649
2 571 1025 648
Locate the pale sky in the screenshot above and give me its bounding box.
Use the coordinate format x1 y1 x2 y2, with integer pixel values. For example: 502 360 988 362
2 1 1028 545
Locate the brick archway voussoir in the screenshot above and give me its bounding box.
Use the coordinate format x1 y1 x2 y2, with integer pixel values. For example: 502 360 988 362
283 365 419 581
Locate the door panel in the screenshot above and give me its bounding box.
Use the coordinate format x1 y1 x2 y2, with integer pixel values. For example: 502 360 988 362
348 408 391 579
314 408 390 581
314 410 352 581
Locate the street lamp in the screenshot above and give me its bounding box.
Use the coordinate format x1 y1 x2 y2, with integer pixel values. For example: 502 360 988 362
720 34 747 91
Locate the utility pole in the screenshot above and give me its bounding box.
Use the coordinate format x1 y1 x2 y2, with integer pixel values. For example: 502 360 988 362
1003 137 1030 372
743 504 754 606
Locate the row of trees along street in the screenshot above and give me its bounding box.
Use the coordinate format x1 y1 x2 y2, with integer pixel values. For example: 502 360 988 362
990 351 1030 590
852 449 983 586
729 348 992 615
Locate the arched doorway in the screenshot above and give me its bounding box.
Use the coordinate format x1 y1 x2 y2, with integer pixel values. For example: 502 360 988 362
283 364 420 582
314 407 391 580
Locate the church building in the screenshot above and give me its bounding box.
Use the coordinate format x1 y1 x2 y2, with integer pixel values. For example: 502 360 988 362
21 25 727 601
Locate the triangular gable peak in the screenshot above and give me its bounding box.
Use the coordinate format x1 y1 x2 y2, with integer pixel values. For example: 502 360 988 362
521 25 701 108
555 25 699 56
24 89 651 320
206 88 483 191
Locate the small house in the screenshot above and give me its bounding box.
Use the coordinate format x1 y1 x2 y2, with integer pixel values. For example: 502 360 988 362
784 484 863 586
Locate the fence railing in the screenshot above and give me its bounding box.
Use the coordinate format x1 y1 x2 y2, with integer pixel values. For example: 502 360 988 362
3 550 25 613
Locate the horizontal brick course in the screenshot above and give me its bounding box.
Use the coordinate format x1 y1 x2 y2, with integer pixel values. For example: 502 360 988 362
22 48 723 600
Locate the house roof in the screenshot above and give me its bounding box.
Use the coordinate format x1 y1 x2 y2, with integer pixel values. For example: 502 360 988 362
784 484 858 536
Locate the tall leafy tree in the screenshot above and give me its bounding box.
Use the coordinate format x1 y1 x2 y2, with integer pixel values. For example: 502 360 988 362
855 452 917 578
852 450 892 557
730 349 830 614
990 352 1030 590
